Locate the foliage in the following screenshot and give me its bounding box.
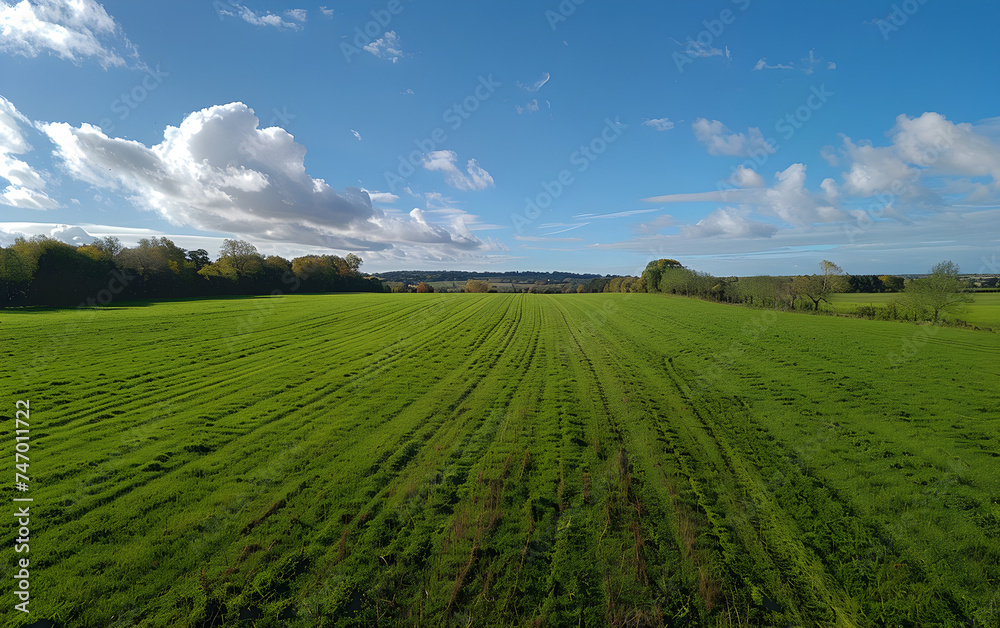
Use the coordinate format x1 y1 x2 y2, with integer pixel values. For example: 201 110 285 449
464 278 492 293
904 260 975 322
0 238 380 307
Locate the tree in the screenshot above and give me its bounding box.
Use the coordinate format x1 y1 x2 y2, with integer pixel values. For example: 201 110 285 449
879 275 905 292
92 236 123 257
464 279 491 293
641 258 683 293
904 260 974 322
217 239 264 276
416 282 434 293
187 249 211 271
345 253 363 273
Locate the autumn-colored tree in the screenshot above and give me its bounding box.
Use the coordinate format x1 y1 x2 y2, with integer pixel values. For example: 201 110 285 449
464 279 492 293
416 282 434 293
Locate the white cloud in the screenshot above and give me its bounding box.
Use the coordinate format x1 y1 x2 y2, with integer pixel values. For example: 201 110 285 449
515 99 539 115
364 31 403 63
731 165 764 188
672 37 724 59
753 50 832 75
350 129 361 141
753 59 794 71
219 4 303 30
363 190 398 204
643 117 674 132
0 95 58 210
839 112 1000 204
681 207 778 239
319 6 333 18
39 102 488 255
645 163 845 229
692 118 775 157
422 150 495 191
0 0 141 68
517 72 550 92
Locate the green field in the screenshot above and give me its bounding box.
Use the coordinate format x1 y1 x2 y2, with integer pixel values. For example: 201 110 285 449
827 292 1000 329
2 294 999 627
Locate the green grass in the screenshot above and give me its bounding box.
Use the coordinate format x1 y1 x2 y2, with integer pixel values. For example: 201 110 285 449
827 292 1000 328
2 293 999 627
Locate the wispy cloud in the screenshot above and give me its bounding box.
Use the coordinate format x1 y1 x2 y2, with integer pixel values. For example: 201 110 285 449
219 3 305 31
642 117 674 132
753 49 833 75
364 31 404 63
515 99 539 115
422 151 495 191
517 72 551 92
350 129 362 141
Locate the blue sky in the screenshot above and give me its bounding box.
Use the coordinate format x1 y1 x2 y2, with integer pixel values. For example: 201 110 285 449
1 0 999 276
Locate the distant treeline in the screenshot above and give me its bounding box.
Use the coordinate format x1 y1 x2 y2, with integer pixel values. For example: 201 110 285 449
583 259 980 325
576 259 908 299
376 269 603 285
0 236 383 307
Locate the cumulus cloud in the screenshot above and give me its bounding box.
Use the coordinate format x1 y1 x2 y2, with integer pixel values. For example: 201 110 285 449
731 165 764 188
517 72 550 92
692 118 775 157
681 207 778 239
218 3 304 30
421 150 495 191
0 0 141 68
643 117 675 132
838 112 1000 205
0 95 59 210
364 31 403 63
644 163 846 231
39 102 488 255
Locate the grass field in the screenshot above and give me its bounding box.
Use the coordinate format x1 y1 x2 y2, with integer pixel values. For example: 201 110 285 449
827 292 1000 329
2 293 999 627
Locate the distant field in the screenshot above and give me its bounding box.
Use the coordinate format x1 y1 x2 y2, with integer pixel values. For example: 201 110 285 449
828 292 1000 328
2 294 999 627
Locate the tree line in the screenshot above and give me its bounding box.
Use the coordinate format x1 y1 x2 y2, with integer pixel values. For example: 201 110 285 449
579 258 975 324
0 236 383 307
